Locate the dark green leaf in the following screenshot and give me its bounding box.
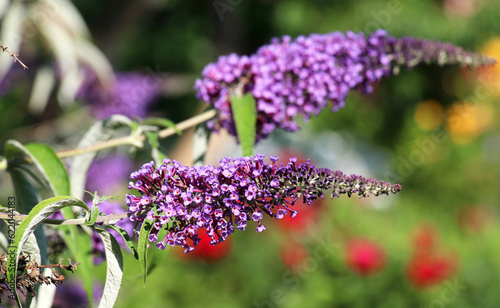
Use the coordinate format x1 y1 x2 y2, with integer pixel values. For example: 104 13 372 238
138 217 155 286
25 143 70 196
105 224 138 260
230 93 257 156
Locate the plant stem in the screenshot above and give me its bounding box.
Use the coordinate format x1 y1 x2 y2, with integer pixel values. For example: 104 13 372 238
0 43 28 70
0 212 129 225
56 109 217 158
157 109 216 138
57 135 143 158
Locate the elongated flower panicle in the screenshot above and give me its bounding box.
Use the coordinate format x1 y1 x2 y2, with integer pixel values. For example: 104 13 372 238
194 30 495 142
126 154 401 253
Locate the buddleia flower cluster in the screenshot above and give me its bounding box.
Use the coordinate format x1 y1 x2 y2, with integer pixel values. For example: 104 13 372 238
125 154 401 253
194 29 495 142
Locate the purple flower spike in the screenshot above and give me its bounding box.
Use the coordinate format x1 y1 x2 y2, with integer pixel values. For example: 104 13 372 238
126 155 401 253
194 30 495 142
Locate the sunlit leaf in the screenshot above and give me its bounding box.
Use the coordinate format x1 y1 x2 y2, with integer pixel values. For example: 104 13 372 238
230 93 256 156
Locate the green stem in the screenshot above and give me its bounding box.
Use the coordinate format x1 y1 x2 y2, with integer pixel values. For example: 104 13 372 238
57 135 143 159
57 109 217 158
0 212 129 225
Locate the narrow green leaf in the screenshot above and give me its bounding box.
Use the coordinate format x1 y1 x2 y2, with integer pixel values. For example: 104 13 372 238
105 224 138 260
142 117 182 135
25 143 70 196
145 131 168 167
146 235 168 276
8 168 41 217
69 115 133 199
7 196 89 308
230 93 257 156
145 131 159 149
4 140 70 197
94 228 123 308
137 218 155 286
8 168 47 265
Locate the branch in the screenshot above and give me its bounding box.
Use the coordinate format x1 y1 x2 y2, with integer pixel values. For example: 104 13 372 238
0 212 129 225
56 109 217 158
0 42 28 70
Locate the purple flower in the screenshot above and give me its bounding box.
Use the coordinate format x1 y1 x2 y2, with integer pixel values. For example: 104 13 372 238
53 280 103 308
125 154 401 253
194 30 495 142
86 154 134 195
77 70 161 119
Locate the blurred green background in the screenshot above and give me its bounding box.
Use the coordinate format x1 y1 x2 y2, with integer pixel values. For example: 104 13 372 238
1 0 500 307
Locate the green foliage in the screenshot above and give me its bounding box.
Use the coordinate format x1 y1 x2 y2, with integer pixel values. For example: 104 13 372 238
7 196 89 307
230 93 257 156
2 0 500 307
138 217 156 286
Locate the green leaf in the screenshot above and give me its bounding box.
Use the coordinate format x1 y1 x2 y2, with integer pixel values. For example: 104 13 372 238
5 142 66 307
7 196 89 308
85 206 100 226
8 168 47 264
8 167 41 216
25 143 70 196
230 93 257 156
145 131 161 166
4 140 69 198
145 131 169 167
146 230 168 276
137 217 156 286
94 228 123 308
105 224 138 260
142 117 182 135
69 115 133 199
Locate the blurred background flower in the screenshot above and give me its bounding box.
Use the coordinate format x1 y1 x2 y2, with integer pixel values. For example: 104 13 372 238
344 237 386 276
174 227 232 263
77 70 162 119
406 224 458 288
52 280 103 308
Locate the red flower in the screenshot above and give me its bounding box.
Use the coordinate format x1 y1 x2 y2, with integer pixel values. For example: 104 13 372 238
344 238 386 276
413 224 438 253
406 224 458 288
406 252 458 288
176 228 231 262
280 241 309 273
